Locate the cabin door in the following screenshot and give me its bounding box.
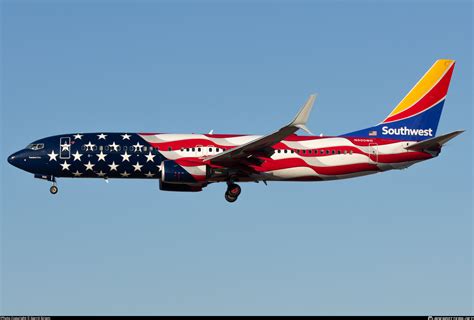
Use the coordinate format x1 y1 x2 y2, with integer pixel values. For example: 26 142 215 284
368 143 378 163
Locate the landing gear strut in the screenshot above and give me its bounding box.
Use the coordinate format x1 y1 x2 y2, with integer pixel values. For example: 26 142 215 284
225 183 241 203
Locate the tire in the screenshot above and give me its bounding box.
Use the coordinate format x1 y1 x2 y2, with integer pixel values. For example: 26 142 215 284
225 192 237 203
50 185 58 194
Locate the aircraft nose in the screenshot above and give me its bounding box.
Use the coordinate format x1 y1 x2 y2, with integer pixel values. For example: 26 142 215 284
8 150 24 168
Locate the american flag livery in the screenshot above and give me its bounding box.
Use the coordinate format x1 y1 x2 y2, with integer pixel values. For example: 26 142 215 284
7 60 464 202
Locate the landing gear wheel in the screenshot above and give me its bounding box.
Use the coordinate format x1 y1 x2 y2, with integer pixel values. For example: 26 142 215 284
227 183 241 197
225 192 237 203
50 185 58 195
225 183 241 202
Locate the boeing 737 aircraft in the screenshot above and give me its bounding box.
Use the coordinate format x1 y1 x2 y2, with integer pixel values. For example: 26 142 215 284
8 59 463 202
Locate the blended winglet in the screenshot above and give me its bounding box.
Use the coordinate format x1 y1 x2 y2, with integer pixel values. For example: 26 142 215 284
289 94 316 134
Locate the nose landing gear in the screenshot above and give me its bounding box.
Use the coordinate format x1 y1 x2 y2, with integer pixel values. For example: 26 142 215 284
225 183 241 203
34 174 59 195
50 184 58 194
49 178 58 195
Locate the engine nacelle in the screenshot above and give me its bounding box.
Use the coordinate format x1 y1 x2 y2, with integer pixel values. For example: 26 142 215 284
159 181 202 192
160 160 197 184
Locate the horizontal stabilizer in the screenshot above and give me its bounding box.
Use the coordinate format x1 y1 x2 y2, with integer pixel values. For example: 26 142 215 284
405 130 464 151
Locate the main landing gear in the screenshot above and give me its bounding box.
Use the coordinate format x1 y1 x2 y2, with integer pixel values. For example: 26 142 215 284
225 182 241 203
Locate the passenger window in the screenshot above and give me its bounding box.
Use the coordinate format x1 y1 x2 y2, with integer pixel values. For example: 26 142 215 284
302 150 306 154
284 150 287 154
192 148 195 152
180 148 184 152
320 150 324 154
337 150 341 154
168 147 172 151
186 148 189 152
308 150 312 154
332 150 335 154
209 148 212 152
344 150 347 155
326 150 330 155
350 150 353 155
197 147 201 152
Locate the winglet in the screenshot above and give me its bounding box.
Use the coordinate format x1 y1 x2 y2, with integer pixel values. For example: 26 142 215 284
289 94 316 134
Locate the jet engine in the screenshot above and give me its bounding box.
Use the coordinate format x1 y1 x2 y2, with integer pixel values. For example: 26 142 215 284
159 160 197 184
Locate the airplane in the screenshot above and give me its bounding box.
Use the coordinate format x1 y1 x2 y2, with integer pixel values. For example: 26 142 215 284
7 59 464 202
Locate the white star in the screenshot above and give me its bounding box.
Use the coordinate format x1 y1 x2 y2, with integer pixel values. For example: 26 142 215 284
97 133 107 140
60 160 71 171
145 152 156 162
121 133 131 140
72 150 83 161
109 141 119 151
133 142 143 152
120 171 131 177
60 143 70 152
145 171 154 178
73 134 83 140
72 170 83 177
108 161 119 171
48 150 58 161
84 141 95 151
96 151 107 161
132 161 143 172
97 171 106 177
121 151 131 162
84 161 95 171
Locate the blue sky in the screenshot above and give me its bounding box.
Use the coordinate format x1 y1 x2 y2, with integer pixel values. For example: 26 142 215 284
1 0 472 315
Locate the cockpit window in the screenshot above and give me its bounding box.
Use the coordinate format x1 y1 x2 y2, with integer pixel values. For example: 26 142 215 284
27 143 44 150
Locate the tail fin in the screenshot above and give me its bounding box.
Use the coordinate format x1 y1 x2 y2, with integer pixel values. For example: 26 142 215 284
343 59 456 141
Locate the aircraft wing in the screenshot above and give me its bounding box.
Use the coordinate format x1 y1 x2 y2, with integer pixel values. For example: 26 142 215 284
205 94 316 166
